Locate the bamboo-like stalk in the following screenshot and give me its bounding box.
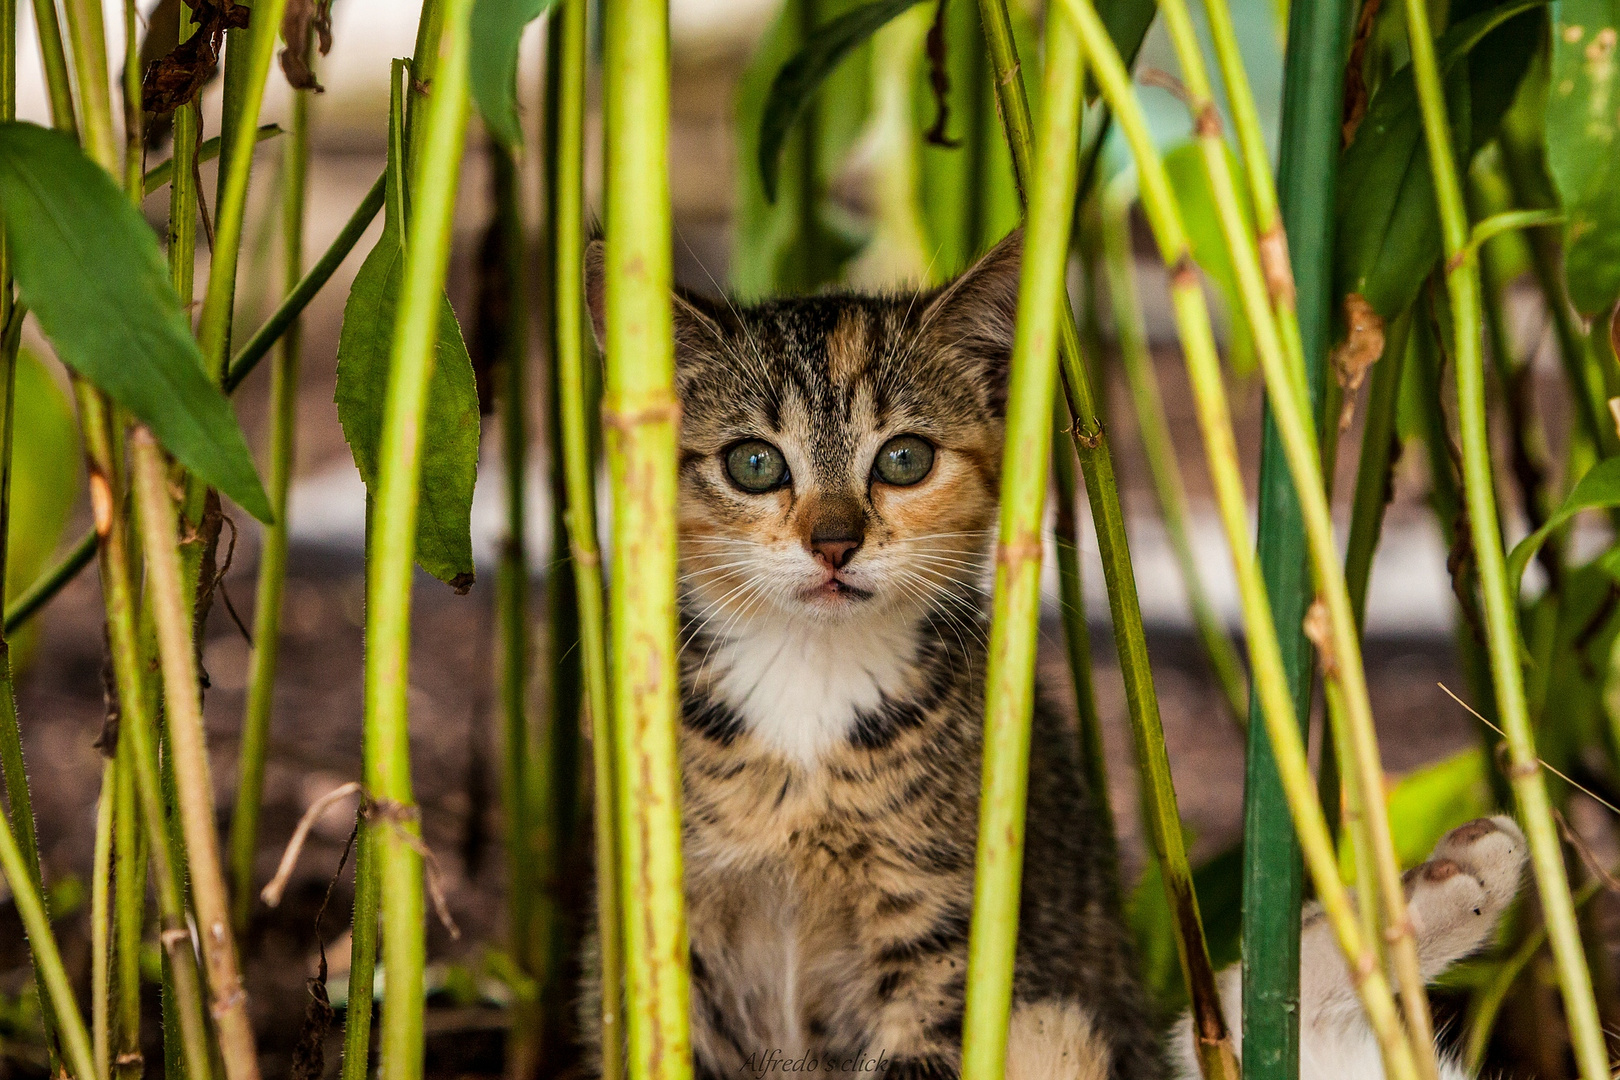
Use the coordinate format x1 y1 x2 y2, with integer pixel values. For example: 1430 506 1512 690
1059 5 1425 1078
551 0 622 1068
91 759 115 1080
75 386 215 1080
1150 2 1439 1068
974 0 1237 1060
364 2 475 1078
960 12 1104 1079
1099 180 1247 726
601 0 692 1062
231 35 314 931
1399 3 1607 1076
194 0 292 381
128 429 262 1080
1236 4 1349 1072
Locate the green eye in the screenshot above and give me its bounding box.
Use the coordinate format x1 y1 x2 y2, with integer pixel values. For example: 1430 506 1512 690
873 435 935 486
724 440 789 493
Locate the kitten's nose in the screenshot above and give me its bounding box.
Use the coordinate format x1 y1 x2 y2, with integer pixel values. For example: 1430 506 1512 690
811 534 862 569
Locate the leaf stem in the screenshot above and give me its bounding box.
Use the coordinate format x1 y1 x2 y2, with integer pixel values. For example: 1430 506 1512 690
1400 1 1608 1076
960 9 1088 1077
364 1 476 1077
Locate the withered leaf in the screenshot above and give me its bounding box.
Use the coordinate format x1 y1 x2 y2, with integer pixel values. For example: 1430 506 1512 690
279 0 334 93
141 0 250 115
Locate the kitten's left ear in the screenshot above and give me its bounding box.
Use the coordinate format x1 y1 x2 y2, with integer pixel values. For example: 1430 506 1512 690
915 229 1023 409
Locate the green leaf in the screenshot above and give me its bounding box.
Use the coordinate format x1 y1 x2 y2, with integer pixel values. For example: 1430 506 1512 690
335 219 480 589
1338 749 1492 882
1508 455 1620 593
758 0 929 203
1335 0 1544 319
6 349 80 658
1546 0 1620 314
469 0 556 150
0 122 272 521
1165 141 1258 375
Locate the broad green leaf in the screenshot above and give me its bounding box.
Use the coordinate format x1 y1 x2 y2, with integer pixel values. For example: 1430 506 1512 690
335 219 480 590
1335 0 1543 319
1508 454 1620 591
0 122 271 521
469 0 555 150
758 0 928 203
1546 0 1620 314
7 349 79 661
1337 749 1492 882
1165 141 1257 376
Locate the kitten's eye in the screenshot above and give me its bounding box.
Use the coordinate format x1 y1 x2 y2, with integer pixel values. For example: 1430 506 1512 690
873 435 935 486
724 440 790 493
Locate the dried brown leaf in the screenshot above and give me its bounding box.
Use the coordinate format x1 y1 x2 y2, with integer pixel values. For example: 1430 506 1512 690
279 0 333 92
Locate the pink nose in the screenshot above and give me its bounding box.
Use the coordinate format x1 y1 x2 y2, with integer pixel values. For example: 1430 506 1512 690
811 536 861 569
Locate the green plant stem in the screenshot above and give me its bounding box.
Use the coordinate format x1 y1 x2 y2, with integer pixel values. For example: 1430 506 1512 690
128 430 261 1080
2 529 95 633
975 0 1236 1062
1099 179 1247 726
91 758 115 1080
340 811 380 1080
60 0 116 170
364 2 475 1078
75 385 214 1080
30 0 77 133
1345 313 1411 632
112 728 143 1080
227 173 386 392
961 12 1097 1078
1153 0 1440 1067
602 0 692 1062
1061 4 1424 1077
231 63 313 933
141 125 283 196
195 0 291 382
551 0 621 1068
1400 2 1607 1076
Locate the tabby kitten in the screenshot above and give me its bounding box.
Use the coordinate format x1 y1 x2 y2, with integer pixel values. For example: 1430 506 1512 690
583 232 1528 1080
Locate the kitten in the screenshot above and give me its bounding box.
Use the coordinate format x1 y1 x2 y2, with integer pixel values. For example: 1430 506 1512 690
582 232 1528 1080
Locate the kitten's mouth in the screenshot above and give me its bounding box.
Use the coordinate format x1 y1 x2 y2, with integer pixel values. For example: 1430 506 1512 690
800 576 873 603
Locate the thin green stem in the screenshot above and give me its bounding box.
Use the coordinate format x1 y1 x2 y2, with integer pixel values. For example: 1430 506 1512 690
365 3 475 1078
1401 2 1607 1076
30 0 77 133
340 812 380 1080
121 0 140 197
961 11 1098 1079
91 759 115 1080
975 0 1236 1060
2 529 95 634
141 125 283 196
602 0 691 1059
112 728 143 1080
195 0 292 382
551 0 620 1068
1099 179 1247 726
129 430 261 1080
75 385 214 1080
231 59 313 932
1062 4 1424 1077
1345 313 1411 632
60 0 116 170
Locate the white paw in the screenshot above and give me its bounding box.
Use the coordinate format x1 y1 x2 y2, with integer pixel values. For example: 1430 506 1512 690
1404 816 1527 979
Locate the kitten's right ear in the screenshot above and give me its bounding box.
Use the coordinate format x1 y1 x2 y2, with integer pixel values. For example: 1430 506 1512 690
583 238 737 356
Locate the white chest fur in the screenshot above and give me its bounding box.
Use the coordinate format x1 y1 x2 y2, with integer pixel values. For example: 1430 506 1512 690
704 606 920 767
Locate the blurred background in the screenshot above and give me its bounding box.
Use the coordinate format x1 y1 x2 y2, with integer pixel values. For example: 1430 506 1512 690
2 0 1587 1075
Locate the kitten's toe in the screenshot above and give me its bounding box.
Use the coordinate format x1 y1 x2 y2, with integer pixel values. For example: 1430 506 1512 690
1403 815 1527 979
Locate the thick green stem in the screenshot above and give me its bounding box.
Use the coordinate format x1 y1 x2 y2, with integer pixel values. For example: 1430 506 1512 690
551 0 621 1068
1061 3 1423 1076
1099 181 1247 726
961 13 1100 1079
601 0 691 1061
975 0 1236 1062
364 2 475 1078
129 431 261 1080
231 57 313 931
1401 2 1607 1076
195 0 292 382
76 386 214 1080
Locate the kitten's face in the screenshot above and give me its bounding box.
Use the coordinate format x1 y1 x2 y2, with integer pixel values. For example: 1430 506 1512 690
665 238 1021 633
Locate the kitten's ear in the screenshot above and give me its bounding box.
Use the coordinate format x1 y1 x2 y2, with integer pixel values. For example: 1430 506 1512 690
915 229 1023 409
584 237 736 356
